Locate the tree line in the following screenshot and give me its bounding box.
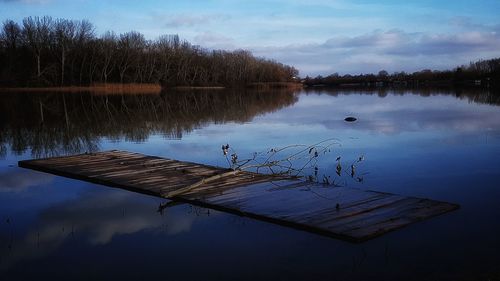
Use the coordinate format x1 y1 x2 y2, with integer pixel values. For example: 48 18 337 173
0 16 298 87
304 57 500 88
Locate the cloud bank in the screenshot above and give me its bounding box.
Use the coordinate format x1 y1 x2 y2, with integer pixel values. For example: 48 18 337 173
252 28 500 76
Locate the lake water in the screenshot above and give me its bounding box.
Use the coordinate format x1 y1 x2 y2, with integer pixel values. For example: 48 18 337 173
1 88 500 280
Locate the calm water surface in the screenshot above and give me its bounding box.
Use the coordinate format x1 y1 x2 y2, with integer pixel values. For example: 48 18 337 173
1 88 500 280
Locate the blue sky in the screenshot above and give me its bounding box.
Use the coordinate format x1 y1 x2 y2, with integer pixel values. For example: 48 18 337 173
1 0 500 76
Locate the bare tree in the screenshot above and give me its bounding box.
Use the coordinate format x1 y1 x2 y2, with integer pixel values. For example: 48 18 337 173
22 16 53 80
1 16 300 87
117 31 145 83
99 31 117 84
74 20 94 85
2 20 22 49
54 19 76 85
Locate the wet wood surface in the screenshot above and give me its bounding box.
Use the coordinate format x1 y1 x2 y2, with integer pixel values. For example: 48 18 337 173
19 150 459 242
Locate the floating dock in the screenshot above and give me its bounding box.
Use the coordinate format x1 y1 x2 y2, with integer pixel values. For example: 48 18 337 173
19 150 459 242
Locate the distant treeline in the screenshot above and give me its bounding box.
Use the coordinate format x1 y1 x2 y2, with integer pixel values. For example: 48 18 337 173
0 16 298 87
304 58 500 88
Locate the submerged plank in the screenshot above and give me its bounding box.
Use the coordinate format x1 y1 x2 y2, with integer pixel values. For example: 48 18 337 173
18 150 459 242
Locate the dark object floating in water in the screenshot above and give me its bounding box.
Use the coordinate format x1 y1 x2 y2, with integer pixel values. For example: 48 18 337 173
344 116 357 122
18 150 459 243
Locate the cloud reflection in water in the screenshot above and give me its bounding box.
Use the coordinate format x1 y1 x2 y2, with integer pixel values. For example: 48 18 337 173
0 188 203 270
0 169 54 193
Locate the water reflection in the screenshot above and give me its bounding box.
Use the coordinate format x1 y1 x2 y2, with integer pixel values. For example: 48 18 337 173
306 87 500 106
1 88 500 280
2 87 500 159
0 188 207 271
0 89 299 158
268 88 500 137
0 169 54 193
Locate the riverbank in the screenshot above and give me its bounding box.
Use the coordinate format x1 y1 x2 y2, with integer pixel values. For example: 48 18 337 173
0 82 303 94
245 82 303 90
0 83 162 94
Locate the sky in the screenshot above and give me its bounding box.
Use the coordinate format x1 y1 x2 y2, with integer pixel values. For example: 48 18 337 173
1 0 500 76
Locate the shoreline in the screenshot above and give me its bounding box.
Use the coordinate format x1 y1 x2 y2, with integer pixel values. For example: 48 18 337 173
0 83 162 94
0 82 303 94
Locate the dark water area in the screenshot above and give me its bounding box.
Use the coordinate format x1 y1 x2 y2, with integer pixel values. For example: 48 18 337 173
1 88 500 280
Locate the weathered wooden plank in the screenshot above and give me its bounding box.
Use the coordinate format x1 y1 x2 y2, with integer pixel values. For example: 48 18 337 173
319 198 427 231
83 159 180 176
339 200 456 239
18 150 459 243
295 194 404 224
46 153 146 169
205 184 379 215
185 179 297 201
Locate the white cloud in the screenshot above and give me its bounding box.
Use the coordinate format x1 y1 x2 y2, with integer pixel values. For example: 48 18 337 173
162 14 230 28
193 31 235 49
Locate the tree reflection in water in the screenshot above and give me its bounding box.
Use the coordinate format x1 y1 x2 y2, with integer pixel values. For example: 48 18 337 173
1 87 498 159
0 88 300 158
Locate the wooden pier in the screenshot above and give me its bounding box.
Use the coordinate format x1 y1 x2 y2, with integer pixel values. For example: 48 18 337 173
19 150 459 242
